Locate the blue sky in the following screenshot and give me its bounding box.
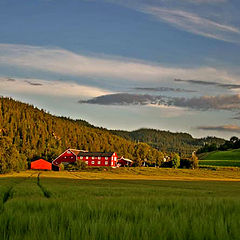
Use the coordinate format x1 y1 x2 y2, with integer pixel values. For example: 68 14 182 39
1 0 240 138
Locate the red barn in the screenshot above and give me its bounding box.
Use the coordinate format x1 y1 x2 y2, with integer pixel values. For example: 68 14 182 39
53 149 118 168
52 149 83 166
118 157 133 167
31 159 52 170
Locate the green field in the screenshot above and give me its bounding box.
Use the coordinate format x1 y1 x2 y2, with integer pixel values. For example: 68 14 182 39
199 160 240 167
199 149 240 167
1 172 240 240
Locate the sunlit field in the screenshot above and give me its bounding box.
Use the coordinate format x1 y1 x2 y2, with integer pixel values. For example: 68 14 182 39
1 170 240 240
199 149 240 167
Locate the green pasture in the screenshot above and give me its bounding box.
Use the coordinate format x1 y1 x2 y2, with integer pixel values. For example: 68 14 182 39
1 173 240 240
201 149 240 160
199 160 240 167
199 149 240 167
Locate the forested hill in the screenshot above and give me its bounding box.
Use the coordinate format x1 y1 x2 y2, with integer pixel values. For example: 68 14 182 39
110 129 225 156
0 97 225 173
0 97 164 173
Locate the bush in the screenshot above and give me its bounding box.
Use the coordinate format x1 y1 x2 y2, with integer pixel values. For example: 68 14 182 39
180 153 199 169
180 158 193 169
76 159 87 170
171 154 180 169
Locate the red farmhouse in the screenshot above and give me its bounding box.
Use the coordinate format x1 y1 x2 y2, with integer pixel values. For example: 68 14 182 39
31 159 52 170
53 149 118 168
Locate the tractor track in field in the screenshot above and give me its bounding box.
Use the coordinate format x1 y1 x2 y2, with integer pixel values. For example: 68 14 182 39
0 172 37 213
37 173 51 198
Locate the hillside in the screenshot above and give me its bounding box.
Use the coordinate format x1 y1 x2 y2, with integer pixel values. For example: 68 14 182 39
111 129 225 156
0 97 164 173
199 149 240 167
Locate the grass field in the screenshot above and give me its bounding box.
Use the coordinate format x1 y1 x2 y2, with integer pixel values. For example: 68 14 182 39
199 160 240 167
1 170 240 240
199 149 240 167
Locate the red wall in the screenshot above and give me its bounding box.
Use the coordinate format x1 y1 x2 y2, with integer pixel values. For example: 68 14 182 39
78 152 118 167
31 159 52 170
52 150 77 166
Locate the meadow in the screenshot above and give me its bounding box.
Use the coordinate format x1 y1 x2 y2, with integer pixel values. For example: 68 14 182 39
199 149 240 167
1 170 240 240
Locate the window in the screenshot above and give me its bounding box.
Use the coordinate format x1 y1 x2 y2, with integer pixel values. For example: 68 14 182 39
86 157 88 159
80 157 83 160
105 161 108 165
98 161 101 165
91 161 95 164
114 157 117 161
105 157 108 160
98 157 101 160
92 157 95 159
85 161 88 164
111 162 113 165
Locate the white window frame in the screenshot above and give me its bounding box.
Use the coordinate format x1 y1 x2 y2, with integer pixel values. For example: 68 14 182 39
80 156 83 160
98 161 101 165
105 157 108 160
85 161 88 164
91 161 95 164
86 156 88 159
98 157 101 160
105 161 108 165
92 157 95 160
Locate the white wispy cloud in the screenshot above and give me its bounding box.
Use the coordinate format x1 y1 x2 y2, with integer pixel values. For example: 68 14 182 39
0 43 238 84
140 6 240 43
0 77 111 98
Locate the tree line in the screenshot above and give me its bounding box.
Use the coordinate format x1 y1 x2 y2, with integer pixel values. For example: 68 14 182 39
111 129 225 157
197 136 240 154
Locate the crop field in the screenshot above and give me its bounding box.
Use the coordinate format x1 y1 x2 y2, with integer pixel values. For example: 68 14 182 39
1 170 240 240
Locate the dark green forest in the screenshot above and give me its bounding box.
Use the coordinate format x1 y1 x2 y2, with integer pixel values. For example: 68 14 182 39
0 97 164 173
0 97 225 173
111 129 225 156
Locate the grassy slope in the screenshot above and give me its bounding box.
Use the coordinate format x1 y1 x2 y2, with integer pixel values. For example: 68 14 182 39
0 173 240 240
199 149 240 167
203 149 240 160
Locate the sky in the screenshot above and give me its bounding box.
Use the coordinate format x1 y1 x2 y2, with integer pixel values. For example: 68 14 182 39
0 0 240 139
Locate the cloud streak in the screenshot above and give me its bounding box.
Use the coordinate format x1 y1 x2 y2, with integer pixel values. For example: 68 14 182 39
139 6 240 43
80 92 240 111
0 43 238 85
134 86 196 93
79 93 167 105
172 94 240 110
175 79 240 89
0 77 111 98
197 125 240 133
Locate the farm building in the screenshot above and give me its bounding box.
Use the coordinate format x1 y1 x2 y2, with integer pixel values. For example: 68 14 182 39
31 159 52 170
53 149 118 168
118 157 133 167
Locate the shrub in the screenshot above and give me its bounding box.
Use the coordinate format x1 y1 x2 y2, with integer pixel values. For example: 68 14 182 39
76 159 87 170
171 153 180 169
